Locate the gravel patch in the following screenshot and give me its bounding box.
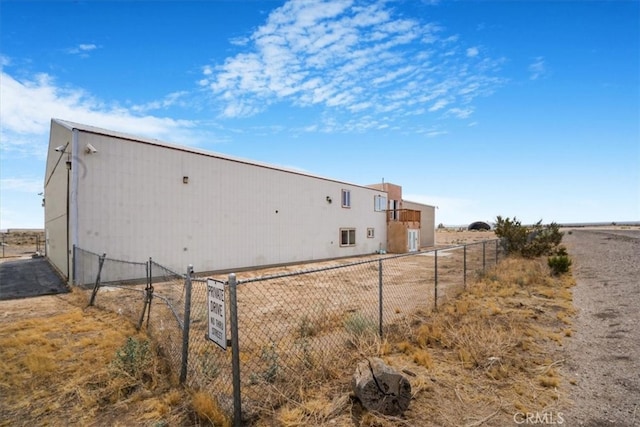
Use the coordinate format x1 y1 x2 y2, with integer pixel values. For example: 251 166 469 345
562 229 640 427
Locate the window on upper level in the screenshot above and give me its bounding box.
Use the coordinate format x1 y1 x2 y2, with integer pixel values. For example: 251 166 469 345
341 189 351 208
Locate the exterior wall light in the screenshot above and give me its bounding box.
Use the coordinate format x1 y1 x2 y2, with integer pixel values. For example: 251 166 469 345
326 196 332 203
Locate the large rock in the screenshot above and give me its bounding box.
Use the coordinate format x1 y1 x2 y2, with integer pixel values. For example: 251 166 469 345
352 358 412 415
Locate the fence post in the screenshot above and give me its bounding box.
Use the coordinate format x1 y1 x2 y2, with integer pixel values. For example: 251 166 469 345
137 259 154 331
482 241 486 274
72 245 76 285
229 273 242 427
146 258 153 329
180 265 193 384
88 253 106 306
434 250 438 311
378 259 383 338
463 245 467 290
495 240 499 265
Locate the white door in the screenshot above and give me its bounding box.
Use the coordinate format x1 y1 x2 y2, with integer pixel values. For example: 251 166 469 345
408 229 419 252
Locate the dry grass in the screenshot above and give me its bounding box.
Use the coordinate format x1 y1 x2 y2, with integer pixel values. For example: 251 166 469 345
0 289 195 427
0 239 575 426
262 256 575 426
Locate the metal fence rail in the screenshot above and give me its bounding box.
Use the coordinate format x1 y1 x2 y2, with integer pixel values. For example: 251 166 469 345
73 239 504 425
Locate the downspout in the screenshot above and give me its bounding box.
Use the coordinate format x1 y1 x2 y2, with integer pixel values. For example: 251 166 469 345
69 129 80 285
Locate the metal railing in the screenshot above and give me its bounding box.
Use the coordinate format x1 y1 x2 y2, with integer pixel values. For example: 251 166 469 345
387 208 421 222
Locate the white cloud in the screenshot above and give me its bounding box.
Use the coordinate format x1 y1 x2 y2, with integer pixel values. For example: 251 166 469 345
65 43 99 56
204 0 504 125
130 91 189 113
529 56 547 80
426 130 448 137
0 178 43 193
446 107 474 119
0 71 199 143
428 99 449 112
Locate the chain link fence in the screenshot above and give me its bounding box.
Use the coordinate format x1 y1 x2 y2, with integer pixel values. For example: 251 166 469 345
73 239 504 424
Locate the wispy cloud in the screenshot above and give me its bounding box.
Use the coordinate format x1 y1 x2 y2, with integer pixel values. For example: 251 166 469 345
0 178 43 193
446 107 474 119
0 70 203 157
202 0 504 126
529 56 547 80
425 129 448 138
65 43 99 56
130 91 189 113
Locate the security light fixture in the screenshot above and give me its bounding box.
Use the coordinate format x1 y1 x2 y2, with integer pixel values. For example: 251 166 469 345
326 196 332 203
54 145 66 152
85 143 98 154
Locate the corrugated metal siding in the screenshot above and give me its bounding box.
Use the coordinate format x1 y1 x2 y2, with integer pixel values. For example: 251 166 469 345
74 131 387 273
44 122 72 279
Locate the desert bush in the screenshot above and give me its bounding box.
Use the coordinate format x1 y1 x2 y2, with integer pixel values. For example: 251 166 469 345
343 312 377 337
494 216 528 254
260 341 279 383
111 336 152 379
548 254 572 276
343 312 378 351
495 216 563 258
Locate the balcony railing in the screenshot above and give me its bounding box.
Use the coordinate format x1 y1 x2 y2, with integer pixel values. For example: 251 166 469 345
387 209 421 223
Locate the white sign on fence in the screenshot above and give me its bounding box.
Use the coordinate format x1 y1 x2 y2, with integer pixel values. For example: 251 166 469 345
207 279 227 350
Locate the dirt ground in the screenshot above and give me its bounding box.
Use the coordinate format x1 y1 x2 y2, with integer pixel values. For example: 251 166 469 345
1 227 638 426
561 228 640 426
0 230 45 260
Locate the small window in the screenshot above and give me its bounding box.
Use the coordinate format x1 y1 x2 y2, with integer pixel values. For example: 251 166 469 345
340 228 356 246
341 189 351 208
367 228 375 238
374 195 387 212
389 199 399 220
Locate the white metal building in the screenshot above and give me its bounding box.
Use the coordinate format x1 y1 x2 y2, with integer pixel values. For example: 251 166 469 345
45 119 438 283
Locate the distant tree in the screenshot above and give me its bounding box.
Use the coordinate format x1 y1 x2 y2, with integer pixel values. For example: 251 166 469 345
494 216 564 258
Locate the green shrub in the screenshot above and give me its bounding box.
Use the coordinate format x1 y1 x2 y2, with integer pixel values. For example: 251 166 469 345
495 216 564 258
111 337 152 379
260 341 279 383
548 254 572 275
343 312 376 337
494 216 529 255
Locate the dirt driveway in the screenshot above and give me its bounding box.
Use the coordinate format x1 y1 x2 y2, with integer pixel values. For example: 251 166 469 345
562 228 640 426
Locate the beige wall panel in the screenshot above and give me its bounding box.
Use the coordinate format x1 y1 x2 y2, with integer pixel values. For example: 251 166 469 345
73 131 387 273
403 200 436 247
44 122 72 279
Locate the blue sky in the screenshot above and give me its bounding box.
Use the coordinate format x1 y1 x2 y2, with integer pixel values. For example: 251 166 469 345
1 0 638 229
